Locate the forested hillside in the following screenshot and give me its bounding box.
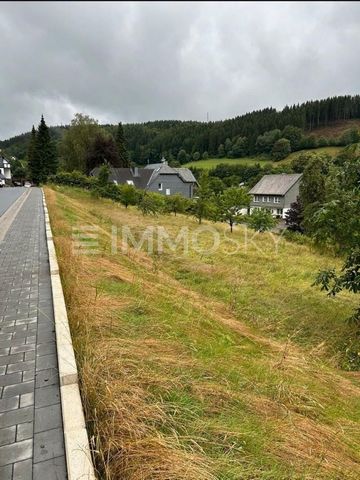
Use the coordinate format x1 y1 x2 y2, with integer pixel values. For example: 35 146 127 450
1 95 360 164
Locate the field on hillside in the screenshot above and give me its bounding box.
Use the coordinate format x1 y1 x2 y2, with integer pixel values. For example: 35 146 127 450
184 157 272 169
46 186 360 480
278 146 343 165
185 146 343 170
310 119 360 138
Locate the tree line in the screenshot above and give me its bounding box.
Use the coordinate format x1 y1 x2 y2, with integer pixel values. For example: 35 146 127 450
2 94 360 169
284 145 360 361
26 114 129 183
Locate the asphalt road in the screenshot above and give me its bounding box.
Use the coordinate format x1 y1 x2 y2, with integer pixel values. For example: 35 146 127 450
0 187 26 216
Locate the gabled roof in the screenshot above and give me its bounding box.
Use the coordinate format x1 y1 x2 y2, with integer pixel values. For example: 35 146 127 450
91 163 198 188
145 163 197 184
90 167 153 189
173 168 197 183
249 174 302 196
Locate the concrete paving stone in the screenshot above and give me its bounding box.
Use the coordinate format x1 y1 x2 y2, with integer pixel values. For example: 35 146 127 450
15 319 36 326
37 332 55 344
0 326 17 334
35 323 54 333
20 392 34 408
25 336 36 345
35 385 60 408
10 345 35 355
24 351 35 362
22 371 34 382
6 360 35 374
33 428 65 463
0 438 32 466
0 464 12 479
0 334 12 341
0 396 19 413
0 353 24 366
0 372 22 387
0 322 15 329
2 381 34 398
33 456 67 480
12 330 34 339
35 368 59 388
0 406 33 428
16 422 33 441
34 404 62 433
0 366 6 375
13 458 32 480
0 425 16 446
36 354 57 372
36 344 56 358
0 348 10 356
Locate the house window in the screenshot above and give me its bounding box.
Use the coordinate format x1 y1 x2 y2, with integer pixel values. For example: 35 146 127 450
267 196 272 202
274 196 280 203
126 180 134 185
254 195 260 202
158 183 163 191
277 208 283 215
166 188 171 195
262 196 267 202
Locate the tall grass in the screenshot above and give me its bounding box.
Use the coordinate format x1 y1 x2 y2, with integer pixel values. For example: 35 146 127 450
45 186 360 480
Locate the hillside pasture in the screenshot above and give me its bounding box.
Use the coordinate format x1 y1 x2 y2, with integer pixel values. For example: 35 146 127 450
45 185 360 480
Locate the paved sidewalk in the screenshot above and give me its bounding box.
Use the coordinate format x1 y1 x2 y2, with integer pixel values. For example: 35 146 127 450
0 188 67 479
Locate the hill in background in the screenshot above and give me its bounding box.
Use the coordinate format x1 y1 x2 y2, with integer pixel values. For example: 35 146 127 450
1 95 360 166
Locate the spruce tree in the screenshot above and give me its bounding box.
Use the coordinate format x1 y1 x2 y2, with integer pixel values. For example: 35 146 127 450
35 115 58 182
115 122 129 167
27 125 38 183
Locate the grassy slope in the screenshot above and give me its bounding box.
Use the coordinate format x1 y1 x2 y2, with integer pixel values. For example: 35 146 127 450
184 147 343 170
46 186 360 480
184 157 272 169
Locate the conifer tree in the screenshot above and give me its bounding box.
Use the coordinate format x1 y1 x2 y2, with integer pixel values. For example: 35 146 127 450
115 122 129 167
27 125 38 183
37 115 58 181
30 115 58 184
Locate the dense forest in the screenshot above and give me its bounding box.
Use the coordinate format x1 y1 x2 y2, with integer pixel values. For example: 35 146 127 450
1 94 360 164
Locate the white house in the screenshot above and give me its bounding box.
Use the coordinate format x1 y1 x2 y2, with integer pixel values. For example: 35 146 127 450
0 156 11 186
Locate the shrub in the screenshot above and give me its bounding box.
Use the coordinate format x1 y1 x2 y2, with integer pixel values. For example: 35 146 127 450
247 209 277 232
137 192 165 215
165 194 189 215
118 184 140 208
48 170 97 189
271 138 291 161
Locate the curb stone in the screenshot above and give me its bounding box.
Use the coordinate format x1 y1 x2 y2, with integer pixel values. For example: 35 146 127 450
41 189 96 480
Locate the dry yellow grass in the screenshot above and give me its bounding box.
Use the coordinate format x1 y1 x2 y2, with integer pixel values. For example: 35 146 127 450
45 186 360 480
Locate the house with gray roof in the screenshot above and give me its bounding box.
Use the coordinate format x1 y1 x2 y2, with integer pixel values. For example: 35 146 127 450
248 173 302 218
90 161 197 198
0 156 11 186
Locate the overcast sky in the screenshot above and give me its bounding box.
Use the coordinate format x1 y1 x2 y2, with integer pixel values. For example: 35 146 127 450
0 1 359 139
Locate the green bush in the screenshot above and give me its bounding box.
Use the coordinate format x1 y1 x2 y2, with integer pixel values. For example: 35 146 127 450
48 170 97 189
137 192 165 215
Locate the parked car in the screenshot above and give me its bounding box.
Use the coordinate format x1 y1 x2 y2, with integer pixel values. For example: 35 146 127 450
24 181 32 188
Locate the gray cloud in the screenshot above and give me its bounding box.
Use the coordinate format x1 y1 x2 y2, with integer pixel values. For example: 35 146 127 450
1 1 360 138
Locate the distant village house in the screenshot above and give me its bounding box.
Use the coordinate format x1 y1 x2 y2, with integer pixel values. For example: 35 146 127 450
0 155 11 187
249 173 302 218
90 158 197 199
